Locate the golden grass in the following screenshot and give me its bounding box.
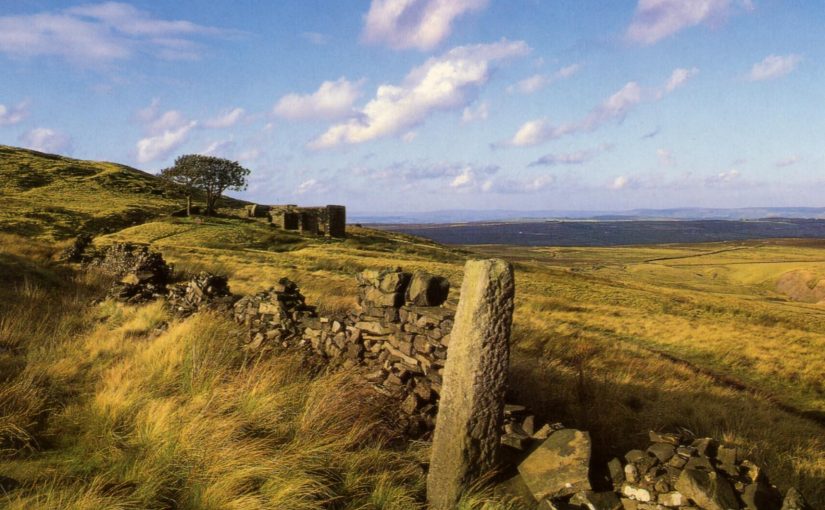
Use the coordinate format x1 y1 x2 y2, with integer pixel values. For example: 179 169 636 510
2 222 824 506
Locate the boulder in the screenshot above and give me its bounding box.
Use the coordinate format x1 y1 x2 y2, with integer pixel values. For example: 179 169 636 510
674 468 738 510
518 429 592 501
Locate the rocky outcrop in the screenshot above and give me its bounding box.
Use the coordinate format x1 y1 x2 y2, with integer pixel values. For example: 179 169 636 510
87 243 173 304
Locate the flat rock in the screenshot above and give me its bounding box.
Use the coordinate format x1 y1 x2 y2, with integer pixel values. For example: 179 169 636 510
518 429 592 501
675 468 738 510
647 443 676 463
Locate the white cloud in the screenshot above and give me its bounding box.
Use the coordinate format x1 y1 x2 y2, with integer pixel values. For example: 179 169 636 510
528 144 613 167
508 63 582 94
362 0 488 51
663 67 699 93
626 0 754 45
612 175 630 190
148 110 189 134
136 121 197 163
504 68 695 147
706 168 741 185
19 127 72 154
200 139 235 157
0 100 29 126
401 131 418 143
491 175 555 194
204 107 245 129
296 178 330 195
0 2 233 64
274 77 364 121
775 155 800 168
461 101 489 123
748 54 801 81
310 39 528 149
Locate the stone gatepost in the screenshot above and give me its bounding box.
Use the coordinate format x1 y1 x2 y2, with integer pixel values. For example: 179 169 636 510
426 258 515 509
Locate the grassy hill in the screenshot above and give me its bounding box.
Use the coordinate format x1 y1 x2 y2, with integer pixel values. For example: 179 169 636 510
0 145 244 240
0 148 824 507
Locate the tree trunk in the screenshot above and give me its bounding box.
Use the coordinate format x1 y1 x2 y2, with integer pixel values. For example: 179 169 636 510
186 195 191 217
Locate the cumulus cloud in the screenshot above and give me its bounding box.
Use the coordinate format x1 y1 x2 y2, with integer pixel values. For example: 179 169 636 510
0 100 29 126
310 39 529 149
362 0 489 51
503 68 697 148
274 77 364 121
507 64 582 94
204 107 245 128
0 2 234 64
19 127 72 154
748 54 801 81
136 121 197 163
626 0 754 45
134 99 197 163
461 101 489 123
295 178 331 195
528 143 613 167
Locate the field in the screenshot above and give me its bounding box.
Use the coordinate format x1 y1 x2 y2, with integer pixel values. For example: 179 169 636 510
1 147 824 508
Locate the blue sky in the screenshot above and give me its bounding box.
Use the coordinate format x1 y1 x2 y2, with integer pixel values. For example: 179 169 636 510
1 0 823 212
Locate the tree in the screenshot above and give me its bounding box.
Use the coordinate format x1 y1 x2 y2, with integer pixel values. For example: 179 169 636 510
160 155 250 216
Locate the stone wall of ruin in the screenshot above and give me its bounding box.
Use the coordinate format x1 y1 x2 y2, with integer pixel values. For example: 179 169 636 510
245 203 346 238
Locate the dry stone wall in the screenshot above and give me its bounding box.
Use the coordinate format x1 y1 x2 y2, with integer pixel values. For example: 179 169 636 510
233 267 453 431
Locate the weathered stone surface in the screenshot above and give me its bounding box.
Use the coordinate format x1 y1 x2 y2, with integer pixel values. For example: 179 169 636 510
518 429 592 501
657 491 686 507
622 484 653 503
571 491 622 510
648 443 676 463
780 488 810 510
742 480 782 510
405 271 450 306
674 468 738 510
426 259 515 510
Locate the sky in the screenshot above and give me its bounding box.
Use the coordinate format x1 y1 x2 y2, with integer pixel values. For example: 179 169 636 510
1 0 823 213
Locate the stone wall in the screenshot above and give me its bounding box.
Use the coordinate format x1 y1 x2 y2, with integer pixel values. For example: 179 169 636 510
232 267 452 430
245 203 346 238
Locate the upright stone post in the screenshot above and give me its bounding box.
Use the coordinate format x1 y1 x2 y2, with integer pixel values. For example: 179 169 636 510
426 258 515 510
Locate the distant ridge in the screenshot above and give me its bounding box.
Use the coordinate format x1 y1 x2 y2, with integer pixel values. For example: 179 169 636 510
352 207 825 225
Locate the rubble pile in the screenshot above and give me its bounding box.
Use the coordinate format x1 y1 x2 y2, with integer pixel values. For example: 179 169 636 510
232 277 318 351
88 243 173 303
167 272 234 316
509 427 812 510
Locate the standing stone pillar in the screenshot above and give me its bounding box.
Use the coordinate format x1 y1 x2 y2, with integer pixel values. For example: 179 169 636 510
426 259 515 509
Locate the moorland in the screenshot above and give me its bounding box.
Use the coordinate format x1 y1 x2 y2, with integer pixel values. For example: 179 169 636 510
1 145 823 508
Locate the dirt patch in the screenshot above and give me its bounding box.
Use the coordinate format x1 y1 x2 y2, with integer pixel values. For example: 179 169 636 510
776 269 825 303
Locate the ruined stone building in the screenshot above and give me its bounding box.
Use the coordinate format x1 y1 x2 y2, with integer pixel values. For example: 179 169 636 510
244 204 346 238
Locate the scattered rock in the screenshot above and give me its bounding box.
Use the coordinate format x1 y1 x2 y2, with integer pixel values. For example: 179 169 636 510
405 271 450 306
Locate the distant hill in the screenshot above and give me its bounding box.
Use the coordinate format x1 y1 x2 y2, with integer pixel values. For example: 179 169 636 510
352 207 825 224
0 145 244 239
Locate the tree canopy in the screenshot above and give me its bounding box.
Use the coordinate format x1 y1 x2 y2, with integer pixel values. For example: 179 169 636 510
160 155 250 215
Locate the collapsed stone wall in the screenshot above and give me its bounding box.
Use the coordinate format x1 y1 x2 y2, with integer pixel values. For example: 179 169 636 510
233 268 452 431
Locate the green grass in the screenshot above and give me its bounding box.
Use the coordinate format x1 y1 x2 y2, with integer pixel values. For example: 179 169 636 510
0 145 249 240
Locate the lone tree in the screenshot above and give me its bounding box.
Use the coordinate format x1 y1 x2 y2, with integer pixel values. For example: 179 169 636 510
160 155 250 216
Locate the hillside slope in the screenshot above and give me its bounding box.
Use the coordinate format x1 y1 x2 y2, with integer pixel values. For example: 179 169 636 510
0 145 242 240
